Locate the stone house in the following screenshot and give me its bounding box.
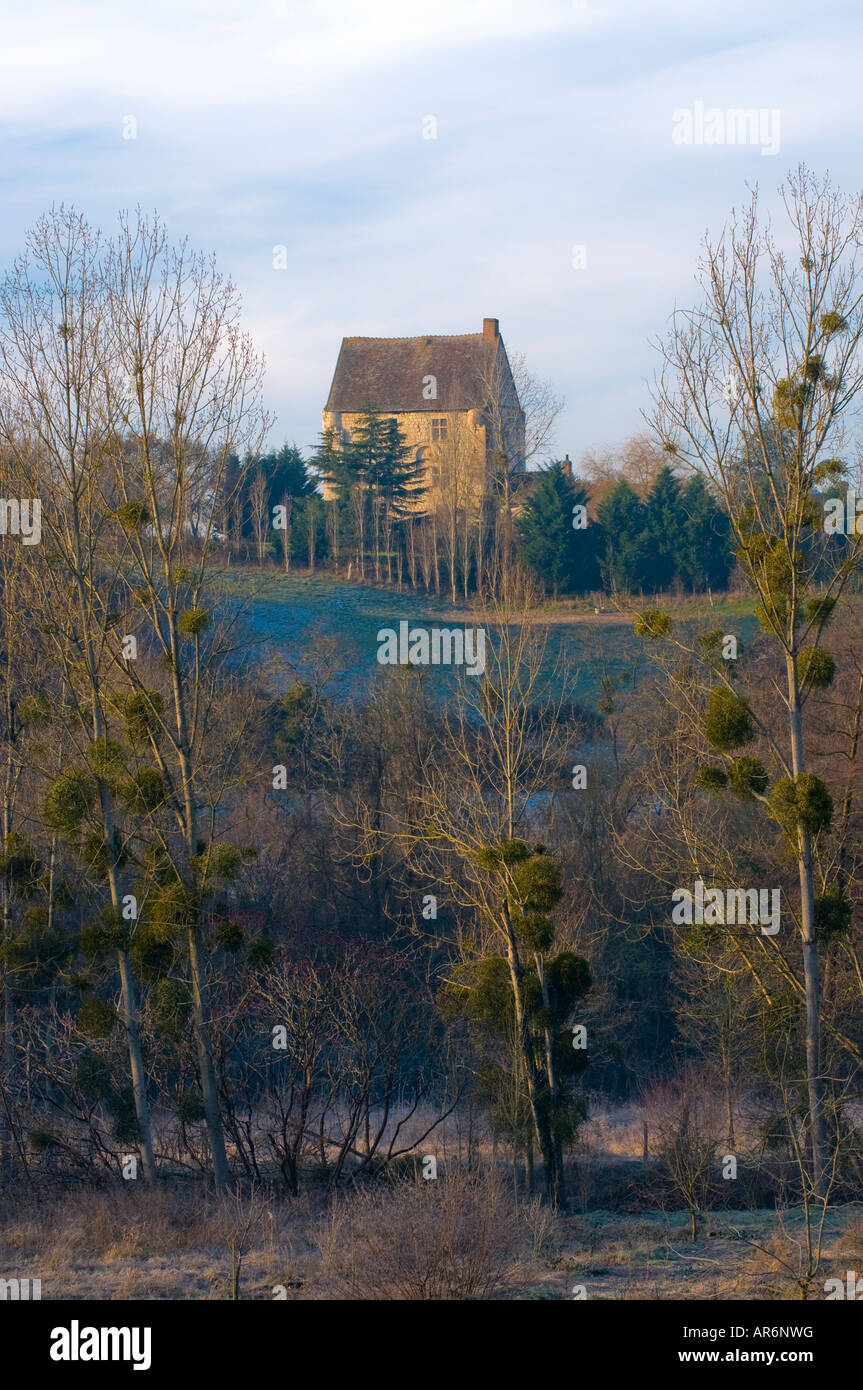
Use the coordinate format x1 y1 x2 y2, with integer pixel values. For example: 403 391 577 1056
321 317 525 508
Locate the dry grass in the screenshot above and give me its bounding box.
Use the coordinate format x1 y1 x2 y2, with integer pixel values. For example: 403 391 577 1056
1 1173 859 1301
837 1210 863 1256
317 1167 520 1300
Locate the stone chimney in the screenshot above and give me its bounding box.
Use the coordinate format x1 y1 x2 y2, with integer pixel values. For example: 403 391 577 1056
562 454 573 476
482 317 499 340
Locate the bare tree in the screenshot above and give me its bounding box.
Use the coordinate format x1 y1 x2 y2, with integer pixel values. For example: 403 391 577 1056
579 432 670 507
650 164 863 1194
0 207 157 1182
99 208 269 1189
249 467 269 566
341 571 588 1206
433 413 475 604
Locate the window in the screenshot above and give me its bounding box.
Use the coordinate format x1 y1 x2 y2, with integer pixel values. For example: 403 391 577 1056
431 417 448 442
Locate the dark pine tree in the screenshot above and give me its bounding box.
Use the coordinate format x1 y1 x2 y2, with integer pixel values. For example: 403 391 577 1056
378 416 424 516
519 462 601 597
310 427 351 500
643 465 685 591
596 479 651 594
678 474 733 592
264 443 317 508
226 442 317 550
347 408 422 580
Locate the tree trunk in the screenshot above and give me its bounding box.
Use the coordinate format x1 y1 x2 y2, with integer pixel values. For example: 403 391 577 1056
786 654 827 1195
0 970 12 1178
0 714 13 1178
188 925 231 1190
116 947 156 1183
724 1067 735 1150
170 627 231 1192
503 918 566 1208
98 774 156 1186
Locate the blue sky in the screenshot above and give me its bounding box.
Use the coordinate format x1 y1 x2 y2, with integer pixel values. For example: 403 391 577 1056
1 0 861 463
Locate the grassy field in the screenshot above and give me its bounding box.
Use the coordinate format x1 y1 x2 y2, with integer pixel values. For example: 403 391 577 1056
3 1169 857 1301
4 1095 857 1301
212 567 760 710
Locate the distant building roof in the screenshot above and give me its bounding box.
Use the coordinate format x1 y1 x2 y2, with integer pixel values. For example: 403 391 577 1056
325 318 514 415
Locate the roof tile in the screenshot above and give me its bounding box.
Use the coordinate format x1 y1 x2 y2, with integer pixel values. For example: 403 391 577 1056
325 333 504 414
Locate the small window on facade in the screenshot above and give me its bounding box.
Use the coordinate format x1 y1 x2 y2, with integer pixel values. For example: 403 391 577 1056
431 417 448 441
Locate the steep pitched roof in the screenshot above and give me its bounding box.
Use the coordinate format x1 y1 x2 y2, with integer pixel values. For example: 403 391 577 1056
325 330 514 415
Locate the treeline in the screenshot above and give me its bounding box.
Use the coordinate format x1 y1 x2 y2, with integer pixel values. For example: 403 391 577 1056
219 413 737 600
224 427 858 609
219 443 325 570
518 461 733 597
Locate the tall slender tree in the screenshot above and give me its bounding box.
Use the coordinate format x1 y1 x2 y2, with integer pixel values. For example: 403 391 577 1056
98 209 268 1189
0 208 157 1182
651 166 863 1195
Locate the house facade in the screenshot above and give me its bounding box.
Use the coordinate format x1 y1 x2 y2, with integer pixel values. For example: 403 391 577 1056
321 317 525 508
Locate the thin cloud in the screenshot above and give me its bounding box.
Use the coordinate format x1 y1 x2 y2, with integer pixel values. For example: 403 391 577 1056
0 0 859 459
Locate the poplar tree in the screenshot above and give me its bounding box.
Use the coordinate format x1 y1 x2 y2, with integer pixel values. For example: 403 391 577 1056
0 208 156 1181
650 166 863 1195
98 210 268 1190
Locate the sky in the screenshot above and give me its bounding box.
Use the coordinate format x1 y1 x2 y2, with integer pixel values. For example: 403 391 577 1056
1 0 861 464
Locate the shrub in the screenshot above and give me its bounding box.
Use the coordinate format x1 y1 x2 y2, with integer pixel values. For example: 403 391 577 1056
43 767 97 835
805 595 836 626
798 646 836 691
16 695 51 728
317 1167 519 1300
148 881 200 942
634 609 672 639
118 690 164 745
704 688 755 752
727 757 769 799
77 997 116 1039
768 774 833 838
178 607 210 637
814 889 852 943
122 767 166 813
695 765 727 793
